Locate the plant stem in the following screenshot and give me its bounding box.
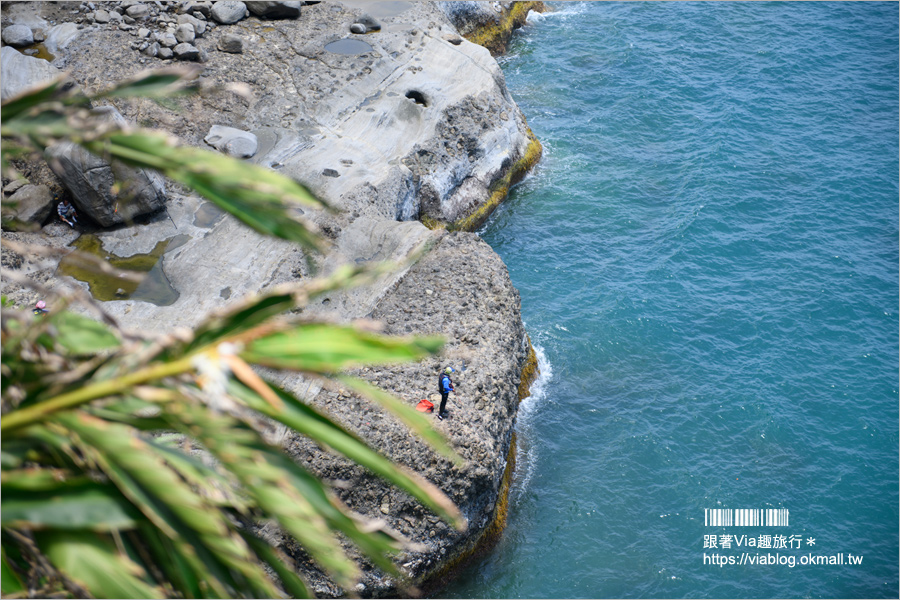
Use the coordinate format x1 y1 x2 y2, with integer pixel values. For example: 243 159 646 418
1 356 194 434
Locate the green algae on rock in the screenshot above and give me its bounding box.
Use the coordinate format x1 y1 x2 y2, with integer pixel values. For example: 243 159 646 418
58 233 189 306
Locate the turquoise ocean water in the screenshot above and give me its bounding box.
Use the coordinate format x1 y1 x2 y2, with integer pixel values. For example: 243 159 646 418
443 3 899 598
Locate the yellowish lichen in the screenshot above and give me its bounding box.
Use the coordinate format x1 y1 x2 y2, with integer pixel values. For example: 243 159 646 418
419 215 446 231
517 337 539 402
461 2 547 56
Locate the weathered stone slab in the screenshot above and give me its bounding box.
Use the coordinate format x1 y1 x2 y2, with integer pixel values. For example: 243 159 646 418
0 46 62 101
204 125 259 158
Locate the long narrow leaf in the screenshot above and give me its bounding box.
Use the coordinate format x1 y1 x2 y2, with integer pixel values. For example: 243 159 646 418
230 380 463 526
159 402 361 589
95 67 200 100
1 547 25 596
35 530 163 599
133 524 203 599
239 323 444 372
337 375 465 469
238 529 311 599
3 481 140 531
50 311 120 355
82 132 327 251
56 412 282 599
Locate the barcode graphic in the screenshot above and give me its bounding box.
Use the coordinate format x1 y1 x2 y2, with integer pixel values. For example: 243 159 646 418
705 508 789 527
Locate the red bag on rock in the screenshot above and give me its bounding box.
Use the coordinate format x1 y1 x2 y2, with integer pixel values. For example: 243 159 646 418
416 399 434 413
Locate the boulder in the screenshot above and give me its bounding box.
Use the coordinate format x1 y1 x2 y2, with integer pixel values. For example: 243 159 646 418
2 24 34 47
93 9 111 23
7 184 54 225
204 125 258 158
3 179 29 196
181 2 213 18
173 42 200 61
175 23 195 43
216 33 243 53
43 23 81 56
0 46 63 101
210 1 248 24
125 4 150 19
177 13 206 36
158 32 177 48
44 107 167 227
245 1 302 19
350 14 381 34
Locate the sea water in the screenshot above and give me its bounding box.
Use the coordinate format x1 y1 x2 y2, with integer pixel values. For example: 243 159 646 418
444 3 898 598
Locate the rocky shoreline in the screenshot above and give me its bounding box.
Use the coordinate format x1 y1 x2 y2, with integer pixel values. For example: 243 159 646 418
1 1 545 596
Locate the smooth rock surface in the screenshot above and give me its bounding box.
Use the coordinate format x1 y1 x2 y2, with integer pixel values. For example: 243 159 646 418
210 0 248 24
2 24 34 46
204 125 259 158
42 22 81 56
0 45 63 101
7 184 54 225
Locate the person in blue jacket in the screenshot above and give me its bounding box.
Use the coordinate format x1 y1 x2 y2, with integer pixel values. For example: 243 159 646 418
437 367 455 420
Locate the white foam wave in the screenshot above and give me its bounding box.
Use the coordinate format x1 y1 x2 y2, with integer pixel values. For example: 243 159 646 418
510 340 552 504
532 2 590 22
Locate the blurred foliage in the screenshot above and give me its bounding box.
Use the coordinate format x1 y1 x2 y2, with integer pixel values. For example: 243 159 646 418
1 68 463 598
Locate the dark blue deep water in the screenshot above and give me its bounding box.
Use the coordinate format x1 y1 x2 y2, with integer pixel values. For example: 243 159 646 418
444 3 899 598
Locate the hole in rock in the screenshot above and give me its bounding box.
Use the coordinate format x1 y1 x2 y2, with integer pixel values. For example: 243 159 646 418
405 90 428 107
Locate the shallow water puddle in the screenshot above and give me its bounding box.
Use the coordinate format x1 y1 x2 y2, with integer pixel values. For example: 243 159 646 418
58 234 190 306
193 201 226 229
19 43 55 62
324 38 373 55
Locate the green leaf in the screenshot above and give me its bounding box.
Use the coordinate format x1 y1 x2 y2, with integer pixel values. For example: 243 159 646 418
134 524 203 599
240 323 444 372
96 67 200 100
230 380 463 527
35 530 163 599
2 481 140 531
83 132 328 251
0 77 69 122
159 402 362 589
51 311 120 355
238 530 311 599
186 292 297 356
1 547 25 596
336 375 463 467
1 467 87 490
55 412 277 598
